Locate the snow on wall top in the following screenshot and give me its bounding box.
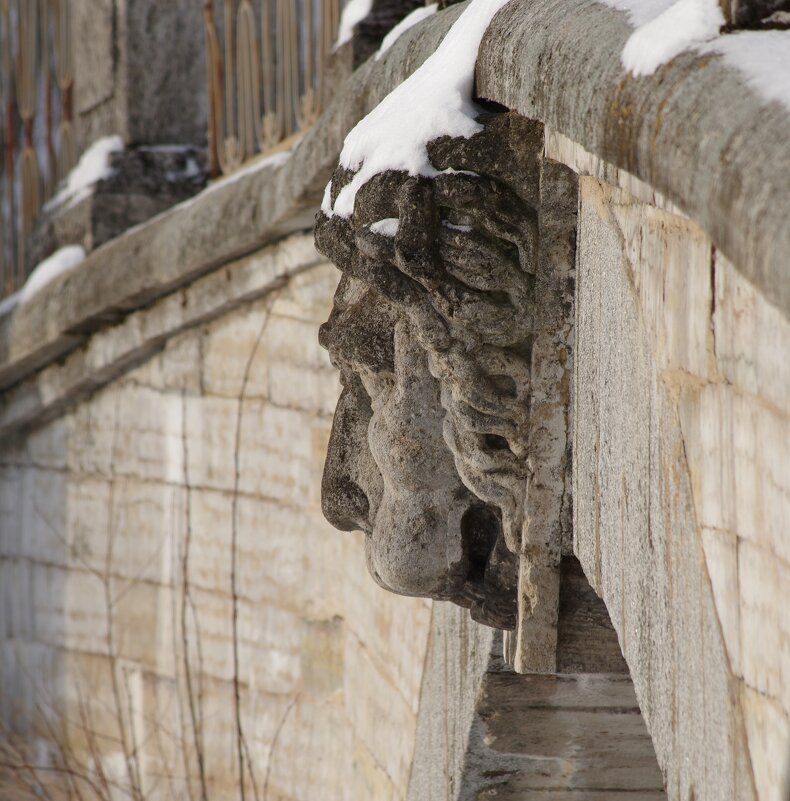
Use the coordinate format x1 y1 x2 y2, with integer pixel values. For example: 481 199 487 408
375 4 439 59
48 136 124 209
601 0 790 113
323 0 511 219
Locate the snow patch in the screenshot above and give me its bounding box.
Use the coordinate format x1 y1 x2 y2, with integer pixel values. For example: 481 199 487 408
21 245 86 302
701 30 790 110
48 135 124 208
620 0 723 76
369 218 400 236
375 4 439 59
323 0 511 219
335 0 373 49
443 220 472 232
601 0 790 113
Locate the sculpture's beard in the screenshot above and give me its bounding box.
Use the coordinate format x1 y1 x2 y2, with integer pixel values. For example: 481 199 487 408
315 113 542 631
324 315 518 629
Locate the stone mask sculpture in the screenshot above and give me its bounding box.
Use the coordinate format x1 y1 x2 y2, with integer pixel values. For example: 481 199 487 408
315 113 544 630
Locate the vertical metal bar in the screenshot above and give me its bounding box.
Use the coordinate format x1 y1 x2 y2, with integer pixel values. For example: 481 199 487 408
261 0 280 148
223 0 241 170
42 0 54 199
0 0 10 294
301 0 316 124
236 0 261 161
282 0 299 135
15 0 41 284
54 0 76 180
204 0 224 177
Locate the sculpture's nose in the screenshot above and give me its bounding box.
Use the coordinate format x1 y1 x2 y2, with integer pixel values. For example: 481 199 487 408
321 378 376 533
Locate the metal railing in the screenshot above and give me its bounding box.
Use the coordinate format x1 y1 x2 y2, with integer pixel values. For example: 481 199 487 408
204 0 342 177
0 0 76 298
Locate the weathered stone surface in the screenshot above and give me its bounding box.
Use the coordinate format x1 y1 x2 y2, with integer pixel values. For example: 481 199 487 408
0 260 432 801
74 0 207 146
9 0 788 415
0 233 325 441
726 0 790 26
315 113 561 637
28 147 208 271
475 0 790 321
572 174 790 801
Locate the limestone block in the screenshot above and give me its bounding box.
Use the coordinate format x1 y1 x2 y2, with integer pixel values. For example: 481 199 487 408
741 685 790 801
201 307 272 399
574 176 756 801
269 263 339 323
678 384 790 566
73 1 116 131
701 526 741 677
127 330 203 395
0 640 62 723
0 467 23 557
182 395 328 502
178 486 234 593
112 387 186 485
26 419 69 471
714 252 790 418
343 627 418 786
340 531 432 711
604 183 714 380
233 499 346 621
0 559 34 641
267 362 339 416
182 394 238 493
738 541 790 713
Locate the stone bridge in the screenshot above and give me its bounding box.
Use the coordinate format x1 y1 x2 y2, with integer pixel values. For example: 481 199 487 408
0 1 787 800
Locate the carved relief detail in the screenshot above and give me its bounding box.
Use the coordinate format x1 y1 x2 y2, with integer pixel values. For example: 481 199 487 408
315 112 566 636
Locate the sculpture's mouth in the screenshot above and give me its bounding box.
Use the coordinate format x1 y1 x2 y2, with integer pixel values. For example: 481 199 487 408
454 503 518 630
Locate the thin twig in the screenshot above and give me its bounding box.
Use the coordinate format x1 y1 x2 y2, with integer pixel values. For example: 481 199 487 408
231 295 278 801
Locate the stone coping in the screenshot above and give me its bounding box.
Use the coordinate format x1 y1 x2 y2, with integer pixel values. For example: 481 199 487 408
1 0 787 405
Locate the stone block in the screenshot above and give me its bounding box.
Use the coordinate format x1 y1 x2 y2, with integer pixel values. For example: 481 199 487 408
128 329 203 395
701 526 741 676
112 386 185 484
269 262 339 323
605 183 714 380
574 176 756 801
201 305 272 399
739 541 790 712
343 626 418 785
714 252 790 419
124 1 208 145
267 361 339 416
73 0 116 142
678 384 790 566
741 685 790 801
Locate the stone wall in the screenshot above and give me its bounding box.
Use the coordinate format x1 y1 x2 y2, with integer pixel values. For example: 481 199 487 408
572 171 789 801
1 1 789 797
0 241 434 800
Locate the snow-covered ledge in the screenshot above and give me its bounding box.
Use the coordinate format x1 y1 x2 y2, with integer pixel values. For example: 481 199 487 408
1 2 788 799
2 0 787 408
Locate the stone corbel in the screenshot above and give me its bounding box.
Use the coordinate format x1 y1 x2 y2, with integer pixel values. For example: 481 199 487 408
315 111 577 673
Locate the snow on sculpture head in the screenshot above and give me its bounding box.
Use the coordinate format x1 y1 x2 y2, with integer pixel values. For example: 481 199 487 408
315 112 541 629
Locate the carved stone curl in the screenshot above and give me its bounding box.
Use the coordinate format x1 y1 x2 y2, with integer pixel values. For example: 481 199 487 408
315 113 543 630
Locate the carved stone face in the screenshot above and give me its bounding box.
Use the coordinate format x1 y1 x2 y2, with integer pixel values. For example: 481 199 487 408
316 113 541 630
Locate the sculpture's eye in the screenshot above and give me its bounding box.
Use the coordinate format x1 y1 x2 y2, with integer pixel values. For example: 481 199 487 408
483 433 510 451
